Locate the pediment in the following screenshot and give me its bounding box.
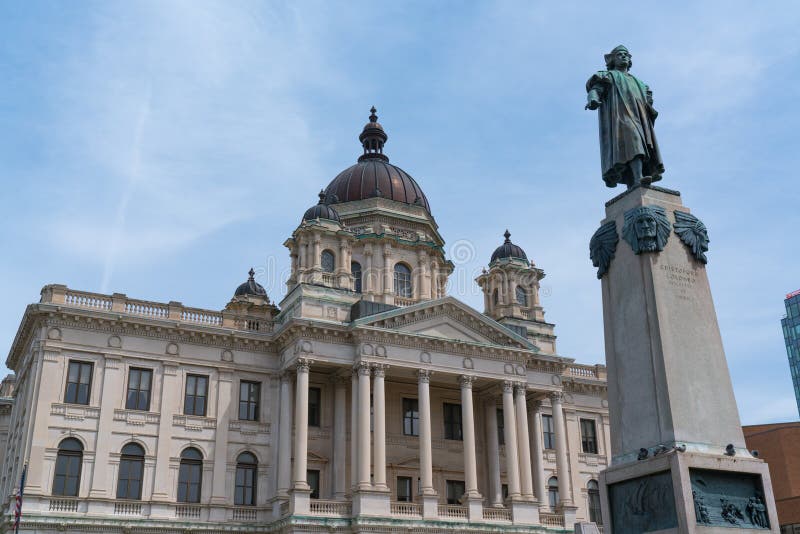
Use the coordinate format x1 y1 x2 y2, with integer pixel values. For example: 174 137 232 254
353 297 534 350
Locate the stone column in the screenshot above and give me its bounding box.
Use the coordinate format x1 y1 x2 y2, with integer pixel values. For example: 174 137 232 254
210 370 233 509
460 376 480 497
332 376 347 499
152 363 180 502
312 236 321 270
529 401 547 508
514 385 534 500
372 364 387 490
89 355 124 497
292 359 311 490
276 372 293 497
502 381 521 499
418 370 438 518
364 245 374 297
550 392 572 505
350 369 359 491
382 244 393 300
484 399 503 507
357 362 371 489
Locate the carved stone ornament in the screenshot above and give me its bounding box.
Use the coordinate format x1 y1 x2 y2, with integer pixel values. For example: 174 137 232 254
459 375 475 388
673 210 709 264
419 351 432 364
47 327 62 340
622 205 671 254
220 349 233 362
590 220 619 278
107 335 122 348
165 342 179 356
417 369 432 383
462 357 474 369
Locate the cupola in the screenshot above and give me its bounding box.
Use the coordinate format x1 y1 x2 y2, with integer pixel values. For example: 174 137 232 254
234 268 268 298
490 230 529 265
302 190 341 223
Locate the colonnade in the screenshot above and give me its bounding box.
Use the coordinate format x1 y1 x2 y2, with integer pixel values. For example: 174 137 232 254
275 358 573 512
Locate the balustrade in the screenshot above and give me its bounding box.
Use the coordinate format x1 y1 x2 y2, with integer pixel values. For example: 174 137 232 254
175 505 202 519
232 507 258 521
437 504 468 519
539 512 565 527
180 307 222 326
482 507 511 522
113 501 142 515
64 291 112 310
390 501 422 517
308 499 351 516
49 498 79 512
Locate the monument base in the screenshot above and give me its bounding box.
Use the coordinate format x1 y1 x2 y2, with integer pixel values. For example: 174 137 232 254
599 450 778 533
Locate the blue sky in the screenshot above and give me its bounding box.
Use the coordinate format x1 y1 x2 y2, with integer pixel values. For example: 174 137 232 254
1 1 799 424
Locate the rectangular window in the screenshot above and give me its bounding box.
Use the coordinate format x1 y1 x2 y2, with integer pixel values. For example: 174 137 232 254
308 387 321 427
397 476 412 502
64 361 93 405
307 469 320 499
445 480 465 505
125 368 152 411
542 414 555 449
501 484 509 501
403 398 419 436
184 374 208 416
497 408 505 445
580 418 598 454
239 381 261 421
443 403 463 440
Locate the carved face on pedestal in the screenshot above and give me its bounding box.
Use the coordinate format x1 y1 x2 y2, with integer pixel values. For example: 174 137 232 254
622 205 671 255
635 213 658 251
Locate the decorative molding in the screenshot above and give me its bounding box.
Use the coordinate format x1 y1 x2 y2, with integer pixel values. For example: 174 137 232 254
296 358 312 373
165 342 180 356
107 335 122 348
462 357 474 369
47 327 62 340
221 349 234 362
113 409 160 426
172 414 216 431
50 403 100 421
419 351 432 364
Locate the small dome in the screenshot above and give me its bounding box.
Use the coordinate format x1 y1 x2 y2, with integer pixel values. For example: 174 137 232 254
302 191 341 223
490 230 528 264
234 268 268 297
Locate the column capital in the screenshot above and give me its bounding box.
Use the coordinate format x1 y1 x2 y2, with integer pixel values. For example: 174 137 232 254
502 380 516 393
296 358 312 374
372 363 388 378
459 375 475 389
529 399 544 412
417 369 432 383
549 391 565 404
356 361 371 376
514 383 528 397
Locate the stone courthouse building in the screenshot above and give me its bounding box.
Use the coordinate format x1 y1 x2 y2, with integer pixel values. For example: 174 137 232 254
0 111 610 533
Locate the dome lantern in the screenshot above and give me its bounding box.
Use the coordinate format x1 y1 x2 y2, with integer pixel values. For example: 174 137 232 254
358 106 389 162
490 230 529 264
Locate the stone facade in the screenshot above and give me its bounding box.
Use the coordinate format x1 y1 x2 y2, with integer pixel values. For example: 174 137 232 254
0 111 610 533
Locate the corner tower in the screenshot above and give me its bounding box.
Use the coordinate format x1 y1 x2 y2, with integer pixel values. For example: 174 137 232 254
283 108 453 318
476 231 556 354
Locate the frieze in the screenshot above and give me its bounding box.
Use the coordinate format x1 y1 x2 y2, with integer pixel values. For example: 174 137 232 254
608 471 678 533
690 469 770 529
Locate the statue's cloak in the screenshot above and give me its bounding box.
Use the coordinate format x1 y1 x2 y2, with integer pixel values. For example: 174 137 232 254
587 70 665 187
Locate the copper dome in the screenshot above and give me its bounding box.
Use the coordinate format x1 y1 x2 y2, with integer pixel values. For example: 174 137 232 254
303 191 341 223
234 268 268 297
490 230 529 264
323 107 431 213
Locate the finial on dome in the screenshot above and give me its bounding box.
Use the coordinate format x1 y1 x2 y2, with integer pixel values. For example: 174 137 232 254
248 267 255 279
318 190 326 204
358 106 389 162
504 229 511 243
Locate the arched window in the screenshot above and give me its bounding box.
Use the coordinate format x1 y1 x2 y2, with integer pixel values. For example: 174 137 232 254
547 476 559 508
117 443 145 500
515 286 528 306
177 447 203 503
587 479 602 524
321 250 335 273
53 438 83 496
235 452 258 506
394 263 412 298
492 289 499 306
351 261 362 293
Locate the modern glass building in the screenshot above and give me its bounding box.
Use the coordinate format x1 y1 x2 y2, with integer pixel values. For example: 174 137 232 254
782 289 800 417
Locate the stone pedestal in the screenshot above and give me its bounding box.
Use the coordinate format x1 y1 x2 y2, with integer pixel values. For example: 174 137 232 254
464 495 485 522
352 488 391 517
595 186 778 532
290 487 311 515
510 498 541 525
421 494 439 519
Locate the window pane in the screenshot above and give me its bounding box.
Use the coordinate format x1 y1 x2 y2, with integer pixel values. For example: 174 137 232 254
77 384 89 405
308 387 321 426
79 363 92 384
140 370 151 390
65 383 77 404
129 370 140 390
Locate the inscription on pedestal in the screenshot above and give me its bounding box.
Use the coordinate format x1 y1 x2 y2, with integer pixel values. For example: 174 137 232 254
690 469 770 529
608 471 677 534
660 263 698 303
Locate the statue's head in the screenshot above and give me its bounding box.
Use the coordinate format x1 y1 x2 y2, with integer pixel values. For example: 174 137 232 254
605 45 632 71
622 205 671 254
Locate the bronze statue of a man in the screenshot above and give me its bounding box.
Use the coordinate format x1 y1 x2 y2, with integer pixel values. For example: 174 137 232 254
586 45 665 188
